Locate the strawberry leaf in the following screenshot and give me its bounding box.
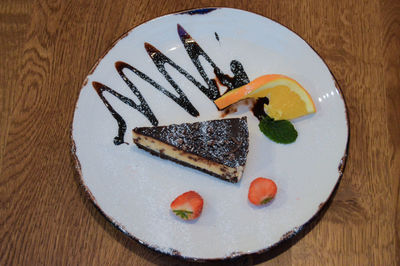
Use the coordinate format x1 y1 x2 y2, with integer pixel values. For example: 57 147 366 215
261 197 273 205
173 210 193 220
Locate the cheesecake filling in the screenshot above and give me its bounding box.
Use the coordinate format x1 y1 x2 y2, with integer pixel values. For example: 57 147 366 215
132 133 244 182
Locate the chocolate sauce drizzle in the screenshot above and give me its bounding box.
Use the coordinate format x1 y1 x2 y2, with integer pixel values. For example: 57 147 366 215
214 61 249 91
143 43 201 112
177 24 249 98
93 24 250 145
177 24 220 100
116 60 199 117
252 97 270 121
92 81 153 145
215 32 220 41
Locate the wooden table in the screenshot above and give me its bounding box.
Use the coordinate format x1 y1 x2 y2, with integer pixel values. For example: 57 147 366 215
1 0 399 265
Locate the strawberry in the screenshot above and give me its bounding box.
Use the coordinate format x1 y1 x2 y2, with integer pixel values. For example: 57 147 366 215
170 191 204 220
248 177 277 205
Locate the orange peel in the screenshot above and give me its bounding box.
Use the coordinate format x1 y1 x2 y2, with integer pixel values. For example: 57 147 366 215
214 74 316 120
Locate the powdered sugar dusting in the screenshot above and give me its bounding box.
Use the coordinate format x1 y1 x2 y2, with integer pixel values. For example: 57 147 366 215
134 117 249 168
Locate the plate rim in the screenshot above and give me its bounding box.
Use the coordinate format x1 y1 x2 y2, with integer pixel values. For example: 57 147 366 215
70 7 350 262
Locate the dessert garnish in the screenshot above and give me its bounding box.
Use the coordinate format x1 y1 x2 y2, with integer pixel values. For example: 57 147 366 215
132 117 249 183
214 74 316 144
258 113 298 144
171 191 204 220
248 177 278 206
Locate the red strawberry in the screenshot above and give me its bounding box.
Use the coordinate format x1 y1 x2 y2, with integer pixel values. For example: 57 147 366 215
170 191 204 220
248 177 277 205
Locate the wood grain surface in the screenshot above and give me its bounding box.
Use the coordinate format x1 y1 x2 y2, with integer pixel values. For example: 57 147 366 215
1 0 399 265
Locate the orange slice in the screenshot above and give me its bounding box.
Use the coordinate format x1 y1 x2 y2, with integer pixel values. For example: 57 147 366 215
214 74 316 120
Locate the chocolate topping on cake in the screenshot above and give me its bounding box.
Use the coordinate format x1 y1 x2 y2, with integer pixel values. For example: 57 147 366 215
133 118 249 168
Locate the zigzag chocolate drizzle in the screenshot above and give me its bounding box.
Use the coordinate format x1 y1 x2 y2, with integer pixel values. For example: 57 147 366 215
92 24 249 145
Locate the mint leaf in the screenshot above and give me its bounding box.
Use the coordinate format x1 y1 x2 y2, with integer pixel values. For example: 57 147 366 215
259 115 298 144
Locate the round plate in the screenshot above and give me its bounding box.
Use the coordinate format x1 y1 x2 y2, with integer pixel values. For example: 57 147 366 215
72 8 348 261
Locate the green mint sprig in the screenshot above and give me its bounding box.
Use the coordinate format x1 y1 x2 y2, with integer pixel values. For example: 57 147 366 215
258 114 298 144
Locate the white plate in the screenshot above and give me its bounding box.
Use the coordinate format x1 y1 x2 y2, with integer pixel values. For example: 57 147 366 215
72 8 348 260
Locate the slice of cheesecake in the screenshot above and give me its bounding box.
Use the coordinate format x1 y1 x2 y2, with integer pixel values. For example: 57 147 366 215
132 117 249 183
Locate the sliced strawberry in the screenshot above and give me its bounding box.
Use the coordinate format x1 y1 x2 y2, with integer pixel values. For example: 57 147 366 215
248 177 277 206
170 191 203 220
